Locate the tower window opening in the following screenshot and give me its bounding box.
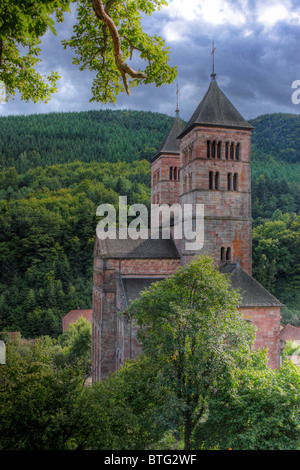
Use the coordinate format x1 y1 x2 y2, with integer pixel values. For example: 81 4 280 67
178 169 180 180
221 247 225 261
174 167 177 180
215 171 220 190
212 141 216 158
233 173 239 191
230 143 234 160
225 142 229 160
217 141 222 159
236 143 240 160
209 171 214 190
227 172 232 191
207 140 211 158
169 167 173 180
185 150 188 165
226 247 231 261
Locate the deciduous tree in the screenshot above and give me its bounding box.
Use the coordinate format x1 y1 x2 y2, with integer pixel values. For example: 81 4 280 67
128 256 256 449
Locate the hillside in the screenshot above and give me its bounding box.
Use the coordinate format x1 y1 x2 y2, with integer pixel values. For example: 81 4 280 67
0 110 174 172
249 113 300 165
0 110 299 336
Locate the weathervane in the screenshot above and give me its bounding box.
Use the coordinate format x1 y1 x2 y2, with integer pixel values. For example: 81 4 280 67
211 40 216 75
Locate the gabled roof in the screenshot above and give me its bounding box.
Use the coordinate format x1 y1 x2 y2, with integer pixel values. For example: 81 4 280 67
178 74 254 138
121 277 165 308
151 115 185 162
220 263 283 308
96 230 180 260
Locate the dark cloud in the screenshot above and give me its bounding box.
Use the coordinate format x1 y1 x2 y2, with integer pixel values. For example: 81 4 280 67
0 0 299 122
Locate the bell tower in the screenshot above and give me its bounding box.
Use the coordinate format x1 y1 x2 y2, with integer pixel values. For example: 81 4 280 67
151 89 185 206
177 72 254 274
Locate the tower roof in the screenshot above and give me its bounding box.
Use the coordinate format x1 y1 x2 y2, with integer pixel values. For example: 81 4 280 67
178 74 254 139
151 115 185 163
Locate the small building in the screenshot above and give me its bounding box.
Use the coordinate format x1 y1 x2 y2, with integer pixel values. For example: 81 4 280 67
62 309 93 332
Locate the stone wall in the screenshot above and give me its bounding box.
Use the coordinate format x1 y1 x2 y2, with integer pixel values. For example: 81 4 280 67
178 126 252 274
151 153 180 205
241 306 282 369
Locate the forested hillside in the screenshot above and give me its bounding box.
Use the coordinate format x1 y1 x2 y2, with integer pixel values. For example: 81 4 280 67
0 110 174 171
0 110 299 337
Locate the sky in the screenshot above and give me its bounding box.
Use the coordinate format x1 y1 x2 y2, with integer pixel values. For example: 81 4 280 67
0 0 300 122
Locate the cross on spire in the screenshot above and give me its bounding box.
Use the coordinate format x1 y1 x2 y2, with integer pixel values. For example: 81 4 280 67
175 83 180 116
211 40 216 75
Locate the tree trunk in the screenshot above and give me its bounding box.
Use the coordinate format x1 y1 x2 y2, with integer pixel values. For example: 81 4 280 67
184 411 193 450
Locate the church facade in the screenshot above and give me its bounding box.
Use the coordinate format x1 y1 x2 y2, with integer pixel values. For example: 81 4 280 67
92 73 283 382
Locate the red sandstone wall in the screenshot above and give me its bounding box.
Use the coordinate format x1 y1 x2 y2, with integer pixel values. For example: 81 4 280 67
151 154 180 205
109 258 180 277
92 256 180 381
178 126 252 274
241 306 281 369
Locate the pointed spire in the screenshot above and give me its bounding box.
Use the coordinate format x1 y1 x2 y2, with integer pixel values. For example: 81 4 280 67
178 64 254 139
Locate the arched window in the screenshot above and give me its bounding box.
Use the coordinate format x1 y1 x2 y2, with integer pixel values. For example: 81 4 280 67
174 167 177 181
227 172 232 191
215 171 220 190
225 142 229 160
236 143 240 160
207 140 211 158
169 167 173 180
178 169 180 180
212 141 216 159
209 171 214 190
233 173 239 191
221 247 225 261
226 247 231 261
217 142 222 159
230 143 234 160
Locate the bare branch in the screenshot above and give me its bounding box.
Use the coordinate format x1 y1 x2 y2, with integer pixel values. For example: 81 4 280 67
91 0 146 95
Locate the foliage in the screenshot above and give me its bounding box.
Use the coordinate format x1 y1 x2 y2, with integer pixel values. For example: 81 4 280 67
0 160 151 337
195 352 300 450
0 0 72 102
128 255 256 449
0 335 85 450
71 355 171 450
0 0 176 103
54 317 92 374
250 113 300 165
252 213 300 312
283 340 300 357
0 110 173 171
63 0 177 102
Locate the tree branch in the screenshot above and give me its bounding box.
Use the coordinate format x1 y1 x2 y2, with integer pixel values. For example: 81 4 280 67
91 0 146 95
105 0 119 13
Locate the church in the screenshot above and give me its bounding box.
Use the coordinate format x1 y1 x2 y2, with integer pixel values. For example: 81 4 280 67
91 71 283 382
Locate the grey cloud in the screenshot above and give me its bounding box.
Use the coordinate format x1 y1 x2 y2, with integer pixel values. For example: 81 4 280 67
0 1 299 121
